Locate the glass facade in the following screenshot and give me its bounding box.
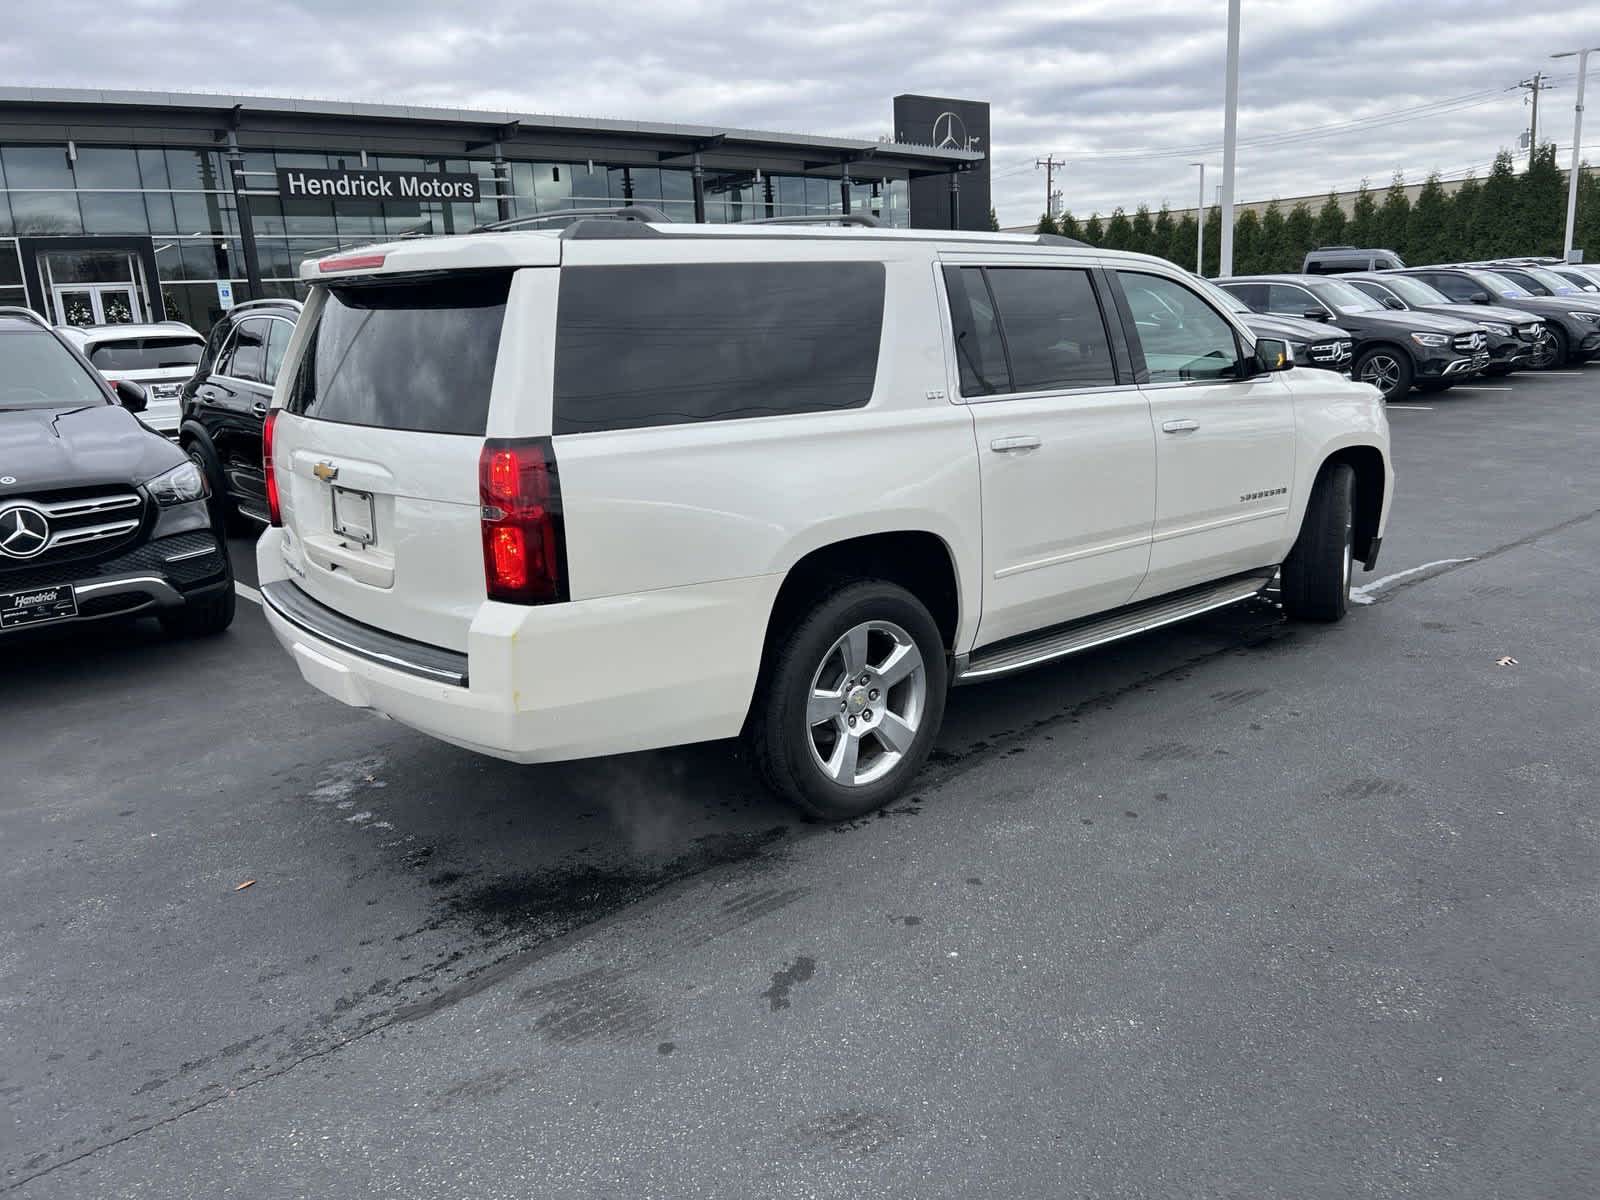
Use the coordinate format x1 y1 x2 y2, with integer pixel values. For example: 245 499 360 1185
0 141 912 334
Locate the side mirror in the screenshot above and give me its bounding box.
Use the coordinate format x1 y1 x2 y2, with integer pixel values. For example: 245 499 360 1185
1253 337 1294 374
113 379 148 413
1470 291 1491 305
1381 296 1405 311
1304 308 1333 322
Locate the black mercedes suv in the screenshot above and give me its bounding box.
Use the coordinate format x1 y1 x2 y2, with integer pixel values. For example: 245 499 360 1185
179 298 302 531
0 307 234 638
1342 272 1553 375
1392 266 1600 366
1219 274 1488 400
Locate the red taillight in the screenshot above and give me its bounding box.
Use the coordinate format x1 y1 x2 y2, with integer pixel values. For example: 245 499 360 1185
479 438 567 604
318 253 387 273
262 409 283 527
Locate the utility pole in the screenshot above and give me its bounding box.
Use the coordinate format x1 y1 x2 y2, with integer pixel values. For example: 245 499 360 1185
1519 72 1554 170
1036 155 1064 220
1219 0 1241 277
1554 47 1599 261
1189 162 1206 273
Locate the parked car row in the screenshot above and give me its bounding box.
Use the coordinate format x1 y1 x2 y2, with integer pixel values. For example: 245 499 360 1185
1216 254 1600 400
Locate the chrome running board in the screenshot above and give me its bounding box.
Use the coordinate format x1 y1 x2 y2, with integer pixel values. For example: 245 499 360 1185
955 570 1274 684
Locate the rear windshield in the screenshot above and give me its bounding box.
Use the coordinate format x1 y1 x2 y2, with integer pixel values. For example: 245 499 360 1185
552 262 885 434
87 336 204 372
287 271 510 436
0 328 110 411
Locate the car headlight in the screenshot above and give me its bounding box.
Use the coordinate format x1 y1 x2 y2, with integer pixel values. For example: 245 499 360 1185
1566 311 1600 325
1482 322 1512 337
1409 332 1450 347
145 461 209 506
1286 340 1307 362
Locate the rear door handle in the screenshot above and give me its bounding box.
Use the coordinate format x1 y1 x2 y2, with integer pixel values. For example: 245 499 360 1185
1161 419 1200 434
250 401 269 418
989 435 1042 453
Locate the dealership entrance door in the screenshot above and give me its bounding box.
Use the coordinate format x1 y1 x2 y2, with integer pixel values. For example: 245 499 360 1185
41 249 146 326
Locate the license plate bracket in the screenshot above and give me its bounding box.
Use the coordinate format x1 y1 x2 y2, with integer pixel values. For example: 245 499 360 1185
331 486 376 545
0 583 78 629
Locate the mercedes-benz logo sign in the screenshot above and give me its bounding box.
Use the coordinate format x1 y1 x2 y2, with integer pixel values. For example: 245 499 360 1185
932 111 968 151
0 505 50 560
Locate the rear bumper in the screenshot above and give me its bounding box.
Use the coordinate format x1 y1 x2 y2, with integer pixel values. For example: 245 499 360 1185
256 528 779 764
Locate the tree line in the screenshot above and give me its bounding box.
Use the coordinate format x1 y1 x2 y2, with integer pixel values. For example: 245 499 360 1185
1033 146 1599 275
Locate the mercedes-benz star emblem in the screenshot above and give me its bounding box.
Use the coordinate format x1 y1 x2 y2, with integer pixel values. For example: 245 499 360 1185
0 476 15 485
932 111 968 151
0 505 50 560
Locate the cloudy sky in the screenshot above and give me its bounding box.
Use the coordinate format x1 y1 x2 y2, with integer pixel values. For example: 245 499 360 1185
5 0 1594 224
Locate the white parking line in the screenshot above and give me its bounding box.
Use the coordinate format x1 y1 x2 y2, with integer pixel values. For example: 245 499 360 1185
1350 557 1476 605
1532 371 1585 377
1387 404 1433 411
1452 386 1511 391
235 582 263 606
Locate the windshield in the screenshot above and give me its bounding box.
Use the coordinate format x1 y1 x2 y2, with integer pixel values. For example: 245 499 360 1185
1313 279 1384 314
1475 271 1529 298
1381 275 1449 306
1191 275 1251 314
1521 267 1581 295
86 336 204 372
0 328 111 411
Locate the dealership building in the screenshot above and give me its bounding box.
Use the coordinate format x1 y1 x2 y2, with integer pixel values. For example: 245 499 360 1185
0 87 988 333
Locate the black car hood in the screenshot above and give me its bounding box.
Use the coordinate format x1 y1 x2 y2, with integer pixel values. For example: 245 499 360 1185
1337 307 1481 335
1239 312 1352 342
1496 294 1600 318
0 403 185 497
1412 302 1540 326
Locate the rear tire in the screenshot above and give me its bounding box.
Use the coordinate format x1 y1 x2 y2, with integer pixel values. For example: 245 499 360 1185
746 580 947 821
185 441 253 537
160 584 236 638
1280 463 1355 623
1355 347 1414 401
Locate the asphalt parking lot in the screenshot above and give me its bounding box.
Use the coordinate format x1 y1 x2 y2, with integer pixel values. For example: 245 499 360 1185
4 367 1599 1198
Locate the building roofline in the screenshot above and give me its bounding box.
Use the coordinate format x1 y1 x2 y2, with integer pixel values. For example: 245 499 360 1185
0 86 984 171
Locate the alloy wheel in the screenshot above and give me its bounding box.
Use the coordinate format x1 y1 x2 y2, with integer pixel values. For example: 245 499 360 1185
805 620 927 788
1358 354 1403 398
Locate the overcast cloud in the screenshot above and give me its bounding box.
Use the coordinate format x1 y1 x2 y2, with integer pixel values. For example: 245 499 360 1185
5 0 1595 224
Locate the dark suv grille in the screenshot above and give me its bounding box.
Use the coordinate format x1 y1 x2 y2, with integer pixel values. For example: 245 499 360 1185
1308 338 1354 365
1452 331 1487 353
1517 323 1546 342
0 530 222 592
0 487 145 571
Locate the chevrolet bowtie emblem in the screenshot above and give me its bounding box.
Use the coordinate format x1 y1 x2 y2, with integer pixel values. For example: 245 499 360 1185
313 462 339 483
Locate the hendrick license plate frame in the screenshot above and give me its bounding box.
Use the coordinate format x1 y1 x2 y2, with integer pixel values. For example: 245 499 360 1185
331 485 376 545
0 583 78 629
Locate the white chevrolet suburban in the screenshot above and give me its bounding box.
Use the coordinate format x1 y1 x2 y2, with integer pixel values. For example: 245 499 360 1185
257 219 1392 820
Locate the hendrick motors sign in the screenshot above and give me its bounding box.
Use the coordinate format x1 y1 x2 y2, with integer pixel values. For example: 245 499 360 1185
276 167 480 206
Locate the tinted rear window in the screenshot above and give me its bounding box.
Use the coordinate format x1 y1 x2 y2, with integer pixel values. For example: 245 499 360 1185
552 262 884 434
87 336 204 371
287 272 510 435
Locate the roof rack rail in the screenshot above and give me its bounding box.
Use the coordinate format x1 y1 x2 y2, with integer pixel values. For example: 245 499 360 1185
0 305 51 328
1037 233 1089 248
472 205 671 233
229 297 304 313
744 213 882 227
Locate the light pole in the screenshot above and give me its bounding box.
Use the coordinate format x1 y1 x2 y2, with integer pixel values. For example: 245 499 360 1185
1189 162 1206 273
1218 0 1241 277
1554 47 1599 262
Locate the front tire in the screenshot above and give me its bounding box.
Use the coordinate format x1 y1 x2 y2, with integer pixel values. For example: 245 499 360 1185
1355 347 1414 401
185 441 252 537
747 581 947 821
1547 325 1572 367
1280 463 1355 623
1414 379 1455 394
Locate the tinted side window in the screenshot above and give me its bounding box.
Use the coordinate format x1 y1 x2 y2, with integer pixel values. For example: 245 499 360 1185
1220 283 1268 311
1116 272 1242 383
982 267 1116 391
553 262 884 434
1348 280 1392 304
1265 284 1319 317
1427 273 1477 302
943 267 1009 396
288 271 509 436
224 320 267 383
263 319 291 386
1497 270 1547 296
